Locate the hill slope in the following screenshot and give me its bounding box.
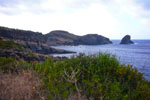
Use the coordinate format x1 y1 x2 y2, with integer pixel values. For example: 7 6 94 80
46 31 112 45
0 26 74 54
0 26 112 46
45 30 78 45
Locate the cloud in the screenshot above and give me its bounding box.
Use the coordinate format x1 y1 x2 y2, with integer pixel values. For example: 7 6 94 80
0 0 149 16
0 0 149 39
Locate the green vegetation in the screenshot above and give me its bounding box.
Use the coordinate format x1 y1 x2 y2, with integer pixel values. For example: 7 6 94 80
0 57 33 73
0 40 25 50
28 51 36 57
0 53 150 100
34 53 150 100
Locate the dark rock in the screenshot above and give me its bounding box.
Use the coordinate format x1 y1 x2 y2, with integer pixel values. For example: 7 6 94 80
120 35 134 44
74 34 112 45
0 47 47 62
0 26 46 43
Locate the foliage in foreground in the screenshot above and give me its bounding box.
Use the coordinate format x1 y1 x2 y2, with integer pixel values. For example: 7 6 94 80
34 53 150 100
0 53 150 100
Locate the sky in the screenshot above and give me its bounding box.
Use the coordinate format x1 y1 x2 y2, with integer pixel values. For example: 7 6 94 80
0 0 150 39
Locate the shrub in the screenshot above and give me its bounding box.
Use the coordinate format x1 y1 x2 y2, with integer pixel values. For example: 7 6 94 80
34 53 150 100
0 57 34 73
1 53 150 100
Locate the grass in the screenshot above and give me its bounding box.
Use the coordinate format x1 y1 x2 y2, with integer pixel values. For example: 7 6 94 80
0 53 150 100
0 70 41 100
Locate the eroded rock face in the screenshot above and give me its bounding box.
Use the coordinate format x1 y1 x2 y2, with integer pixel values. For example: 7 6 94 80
120 35 134 44
0 26 46 43
0 27 75 54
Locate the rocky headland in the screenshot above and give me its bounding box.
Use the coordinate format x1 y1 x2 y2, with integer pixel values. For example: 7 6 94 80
46 30 112 46
0 26 112 54
74 34 112 45
0 26 75 54
0 26 112 61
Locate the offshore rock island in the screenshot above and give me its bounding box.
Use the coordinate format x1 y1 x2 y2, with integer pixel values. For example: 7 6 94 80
120 35 134 44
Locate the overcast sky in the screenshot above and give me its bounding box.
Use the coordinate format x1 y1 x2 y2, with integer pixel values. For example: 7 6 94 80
0 0 150 39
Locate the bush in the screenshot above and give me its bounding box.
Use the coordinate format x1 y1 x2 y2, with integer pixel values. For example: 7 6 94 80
34 53 150 100
0 57 34 73
1 53 150 100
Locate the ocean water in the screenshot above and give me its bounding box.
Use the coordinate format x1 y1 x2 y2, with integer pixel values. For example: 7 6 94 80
51 40 150 80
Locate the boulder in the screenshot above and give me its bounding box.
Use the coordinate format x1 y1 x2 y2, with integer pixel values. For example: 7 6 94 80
120 35 134 44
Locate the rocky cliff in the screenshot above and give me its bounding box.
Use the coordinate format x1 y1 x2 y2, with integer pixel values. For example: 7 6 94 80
120 35 134 44
0 26 46 43
0 26 112 52
0 26 75 54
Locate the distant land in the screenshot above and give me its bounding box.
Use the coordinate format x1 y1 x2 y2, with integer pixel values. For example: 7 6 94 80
46 30 112 45
0 26 112 54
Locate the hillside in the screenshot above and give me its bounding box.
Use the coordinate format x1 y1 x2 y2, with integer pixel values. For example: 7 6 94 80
0 26 112 50
46 30 78 45
0 26 46 43
0 26 75 54
45 30 112 45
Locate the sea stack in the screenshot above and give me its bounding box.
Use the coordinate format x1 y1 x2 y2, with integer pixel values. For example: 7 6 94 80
120 35 134 44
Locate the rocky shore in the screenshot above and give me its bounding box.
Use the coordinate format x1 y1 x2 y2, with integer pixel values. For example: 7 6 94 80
0 26 75 55
0 39 67 62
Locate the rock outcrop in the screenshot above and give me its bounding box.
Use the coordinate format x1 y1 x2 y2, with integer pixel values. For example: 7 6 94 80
46 31 112 45
0 40 47 62
120 35 134 44
74 34 112 45
0 40 68 62
0 26 46 43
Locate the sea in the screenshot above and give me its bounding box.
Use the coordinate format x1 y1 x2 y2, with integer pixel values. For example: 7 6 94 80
51 40 150 80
